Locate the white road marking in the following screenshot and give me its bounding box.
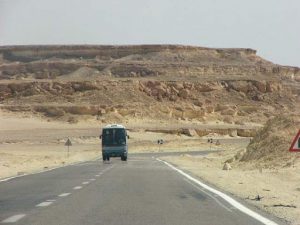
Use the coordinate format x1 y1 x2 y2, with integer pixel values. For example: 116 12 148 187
102 165 114 173
89 178 96 181
36 201 53 207
73 186 82 190
184 178 232 212
1 214 26 223
74 161 100 166
128 159 145 162
82 181 90 185
156 158 279 225
46 199 56 202
58 193 71 197
95 175 100 177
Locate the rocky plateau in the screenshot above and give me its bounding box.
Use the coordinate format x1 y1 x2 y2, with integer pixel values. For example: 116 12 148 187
0 45 299 135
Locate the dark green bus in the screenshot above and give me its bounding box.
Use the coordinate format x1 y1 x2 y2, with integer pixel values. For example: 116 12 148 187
100 124 129 161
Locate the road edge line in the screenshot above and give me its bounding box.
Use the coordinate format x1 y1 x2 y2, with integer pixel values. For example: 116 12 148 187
156 158 279 225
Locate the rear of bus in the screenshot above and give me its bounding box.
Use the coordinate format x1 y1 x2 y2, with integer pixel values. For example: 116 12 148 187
100 124 128 161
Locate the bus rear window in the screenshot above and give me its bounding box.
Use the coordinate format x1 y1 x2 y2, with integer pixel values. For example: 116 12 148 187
102 128 126 146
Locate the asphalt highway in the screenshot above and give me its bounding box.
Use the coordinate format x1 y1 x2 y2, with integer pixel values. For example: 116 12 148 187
0 153 283 225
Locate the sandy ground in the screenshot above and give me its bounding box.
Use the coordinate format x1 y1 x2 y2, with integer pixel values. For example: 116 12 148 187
0 144 100 179
162 146 300 225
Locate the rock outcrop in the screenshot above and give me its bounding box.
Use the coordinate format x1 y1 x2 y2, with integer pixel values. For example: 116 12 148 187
1 45 299 80
0 45 299 125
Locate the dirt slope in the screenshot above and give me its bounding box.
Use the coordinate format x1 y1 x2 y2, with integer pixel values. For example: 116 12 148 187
241 115 300 168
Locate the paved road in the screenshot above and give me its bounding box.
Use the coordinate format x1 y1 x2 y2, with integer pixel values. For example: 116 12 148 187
0 153 282 225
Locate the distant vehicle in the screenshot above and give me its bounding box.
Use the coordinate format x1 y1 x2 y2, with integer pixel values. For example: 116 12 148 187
100 124 129 161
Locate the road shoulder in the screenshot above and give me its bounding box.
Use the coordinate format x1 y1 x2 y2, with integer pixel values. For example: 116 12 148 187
160 151 298 225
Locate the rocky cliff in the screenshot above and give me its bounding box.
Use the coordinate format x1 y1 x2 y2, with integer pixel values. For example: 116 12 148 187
1 45 299 80
0 45 299 127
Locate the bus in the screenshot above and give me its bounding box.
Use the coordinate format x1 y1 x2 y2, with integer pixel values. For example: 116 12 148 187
100 124 129 161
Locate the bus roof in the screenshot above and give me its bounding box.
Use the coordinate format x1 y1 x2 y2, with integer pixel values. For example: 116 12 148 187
103 124 125 129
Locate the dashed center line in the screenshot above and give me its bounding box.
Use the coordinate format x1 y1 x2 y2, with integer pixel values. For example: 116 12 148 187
1 162 115 223
58 193 71 197
1 214 26 223
36 201 53 207
73 186 82 190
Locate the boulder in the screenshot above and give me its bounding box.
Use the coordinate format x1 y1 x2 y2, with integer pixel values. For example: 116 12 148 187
266 81 281 92
178 89 189 98
183 82 194 89
237 129 257 137
234 149 247 160
205 99 212 104
229 129 238 137
173 83 184 90
228 81 250 93
195 130 210 137
193 100 203 107
181 129 198 137
205 106 214 113
223 162 232 170
253 81 267 93
169 94 178 101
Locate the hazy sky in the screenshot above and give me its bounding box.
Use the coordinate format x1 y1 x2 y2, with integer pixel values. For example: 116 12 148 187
0 0 299 67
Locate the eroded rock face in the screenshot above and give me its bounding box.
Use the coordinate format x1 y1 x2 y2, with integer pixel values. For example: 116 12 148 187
226 80 283 94
1 45 299 80
136 79 285 104
0 77 296 124
0 45 299 124
0 81 99 100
